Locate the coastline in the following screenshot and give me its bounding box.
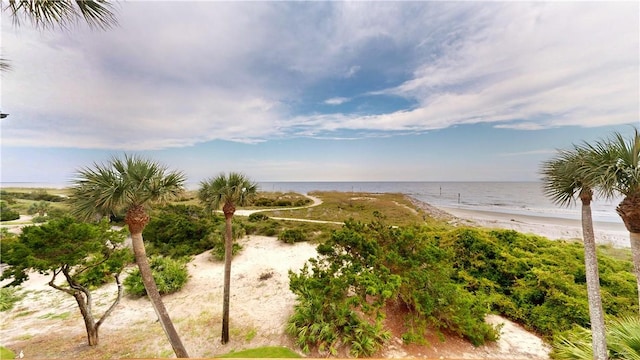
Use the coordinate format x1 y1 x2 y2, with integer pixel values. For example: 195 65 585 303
440 205 629 248
406 195 629 248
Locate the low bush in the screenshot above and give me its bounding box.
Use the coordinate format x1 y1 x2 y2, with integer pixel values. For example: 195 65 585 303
144 204 220 258
124 256 189 297
279 229 306 243
0 287 23 312
0 201 20 221
248 213 269 222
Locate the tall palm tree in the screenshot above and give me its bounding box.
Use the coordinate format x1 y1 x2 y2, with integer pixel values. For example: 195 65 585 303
541 145 608 360
69 154 189 358
198 172 258 344
589 129 640 313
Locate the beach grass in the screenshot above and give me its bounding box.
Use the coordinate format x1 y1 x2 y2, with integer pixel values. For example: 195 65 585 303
218 346 301 358
262 191 427 226
0 345 15 359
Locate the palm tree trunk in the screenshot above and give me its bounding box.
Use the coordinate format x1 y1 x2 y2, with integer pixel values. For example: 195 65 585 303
221 215 233 344
630 232 640 314
581 201 608 360
617 196 640 313
131 231 190 358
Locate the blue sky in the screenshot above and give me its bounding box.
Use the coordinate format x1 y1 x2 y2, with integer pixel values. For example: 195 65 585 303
1 1 638 185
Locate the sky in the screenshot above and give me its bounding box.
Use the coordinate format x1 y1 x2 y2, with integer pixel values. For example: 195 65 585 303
1 1 638 185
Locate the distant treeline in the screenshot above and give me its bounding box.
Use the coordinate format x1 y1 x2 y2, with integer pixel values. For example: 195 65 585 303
1 190 65 202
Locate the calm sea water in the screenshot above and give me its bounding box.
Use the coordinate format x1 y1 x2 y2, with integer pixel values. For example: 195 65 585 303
259 181 623 224
2 181 623 224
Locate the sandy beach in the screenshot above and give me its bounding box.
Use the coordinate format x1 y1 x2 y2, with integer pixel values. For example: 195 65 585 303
438 206 630 248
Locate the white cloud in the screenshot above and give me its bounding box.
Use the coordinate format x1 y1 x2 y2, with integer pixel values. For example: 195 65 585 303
1 2 637 151
324 97 350 105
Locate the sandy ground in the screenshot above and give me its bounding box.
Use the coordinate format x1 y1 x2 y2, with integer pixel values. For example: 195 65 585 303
440 206 630 248
1 234 550 359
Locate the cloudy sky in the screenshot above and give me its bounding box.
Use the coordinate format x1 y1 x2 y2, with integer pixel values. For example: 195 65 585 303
1 1 638 185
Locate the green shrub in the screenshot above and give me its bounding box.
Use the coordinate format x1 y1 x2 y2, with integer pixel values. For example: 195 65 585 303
144 204 219 258
288 219 637 355
278 229 306 243
124 256 189 297
248 213 269 222
0 201 20 221
0 287 23 311
31 215 48 223
210 236 243 261
442 228 637 339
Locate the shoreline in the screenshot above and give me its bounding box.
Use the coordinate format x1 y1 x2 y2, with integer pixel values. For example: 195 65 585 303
439 205 629 248
406 195 629 248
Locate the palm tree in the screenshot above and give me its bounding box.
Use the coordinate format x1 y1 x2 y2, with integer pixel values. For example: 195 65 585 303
69 154 189 358
554 316 640 360
198 172 258 344
589 129 640 313
541 145 608 360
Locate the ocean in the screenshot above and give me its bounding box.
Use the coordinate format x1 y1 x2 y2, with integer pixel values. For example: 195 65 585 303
258 181 623 224
1 181 623 225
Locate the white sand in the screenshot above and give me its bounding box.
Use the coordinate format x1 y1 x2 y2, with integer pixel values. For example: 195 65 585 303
441 206 630 248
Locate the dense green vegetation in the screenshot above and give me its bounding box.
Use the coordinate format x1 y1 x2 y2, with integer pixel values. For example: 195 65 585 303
124 256 190 297
0 201 20 221
287 217 638 356
141 204 338 260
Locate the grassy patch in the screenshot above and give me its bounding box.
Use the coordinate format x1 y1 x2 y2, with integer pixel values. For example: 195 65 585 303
271 191 426 226
38 311 71 320
218 346 301 358
0 346 15 359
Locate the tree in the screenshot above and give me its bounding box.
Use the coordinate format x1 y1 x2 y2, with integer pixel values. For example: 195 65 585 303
589 129 640 313
0 216 128 346
27 201 51 217
69 154 189 358
541 145 608 360
198 172 257 344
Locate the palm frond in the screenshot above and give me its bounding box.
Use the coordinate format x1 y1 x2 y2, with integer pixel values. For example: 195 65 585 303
69 154 185 220
5 0 117 30
540 148 584 207
588 128 640 198
198 172 258 212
